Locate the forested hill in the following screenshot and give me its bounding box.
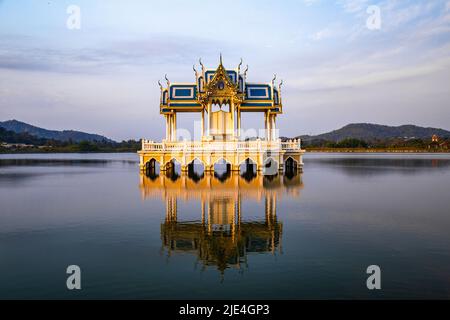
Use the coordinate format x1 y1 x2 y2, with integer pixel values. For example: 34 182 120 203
0 119 114 143
299 123 450 142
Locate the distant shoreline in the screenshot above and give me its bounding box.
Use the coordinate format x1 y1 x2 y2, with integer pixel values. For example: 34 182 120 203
305 148 450 153
1 149 449 155
0 150 136 155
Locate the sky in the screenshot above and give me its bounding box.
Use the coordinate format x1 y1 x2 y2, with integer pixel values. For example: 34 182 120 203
0 0 449 141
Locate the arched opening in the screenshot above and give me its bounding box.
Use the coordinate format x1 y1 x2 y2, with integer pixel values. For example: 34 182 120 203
165 158 181 181
284 157 298 178
211 103 221 112
214 158 231 181
240 158 257 181
221 103 230 112
187 158 205 182
211 101 231 113
145 158 160 180
263 157 278 176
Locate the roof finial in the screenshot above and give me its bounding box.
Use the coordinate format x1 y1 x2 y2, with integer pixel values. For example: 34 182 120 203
193 64 198 78
199 58 204 72
244 65 249 77
238 58 243 71
278 79 283 104
272 74 277 84
158 80 163 91
164 74 170 86
219 53 223 65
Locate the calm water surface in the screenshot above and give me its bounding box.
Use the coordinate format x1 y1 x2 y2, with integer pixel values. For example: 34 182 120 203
1 152 450 299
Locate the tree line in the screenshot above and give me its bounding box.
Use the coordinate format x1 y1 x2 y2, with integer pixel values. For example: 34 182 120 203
0 127 141 153
302 137 449 150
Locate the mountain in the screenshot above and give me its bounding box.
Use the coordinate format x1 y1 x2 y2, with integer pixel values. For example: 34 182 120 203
0 127 48 145
299 123 450 142
0 120 114 143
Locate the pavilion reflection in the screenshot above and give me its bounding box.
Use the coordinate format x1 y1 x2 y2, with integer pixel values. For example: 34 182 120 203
139 170 303 275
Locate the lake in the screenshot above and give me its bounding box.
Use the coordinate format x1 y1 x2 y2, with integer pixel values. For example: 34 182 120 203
0 152 449 299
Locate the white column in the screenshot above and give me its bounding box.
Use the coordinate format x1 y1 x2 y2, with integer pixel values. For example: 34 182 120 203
201 109 205 139
207 103 211 137
272 114 277 140
269 114 272 141
169 114 173 141
265 112 271 141
165 115 169 141
264 112 267 141
231 101 235 138
169 115 172 141
171 114 174 141
167 115 171 141
173 113 177 141
237 109 241 138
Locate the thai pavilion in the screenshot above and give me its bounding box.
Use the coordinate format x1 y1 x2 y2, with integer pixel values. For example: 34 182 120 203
138 56 304 174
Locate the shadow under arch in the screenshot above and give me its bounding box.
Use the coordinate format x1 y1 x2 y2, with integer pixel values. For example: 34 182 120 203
284 156 298 178
145 158 160 180
165 158 181 181
214 158 232 182
239 157 258 182
187 158 205 182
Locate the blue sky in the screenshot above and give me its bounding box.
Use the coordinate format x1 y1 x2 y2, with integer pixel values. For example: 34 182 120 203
0 0 449 140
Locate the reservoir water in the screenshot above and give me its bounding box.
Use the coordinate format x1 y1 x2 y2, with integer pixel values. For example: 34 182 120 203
0 153 449 299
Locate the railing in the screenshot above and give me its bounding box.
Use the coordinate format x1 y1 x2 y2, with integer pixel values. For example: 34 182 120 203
141 138 301 152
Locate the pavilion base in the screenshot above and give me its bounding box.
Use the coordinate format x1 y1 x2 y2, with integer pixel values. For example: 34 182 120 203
138 148 304 174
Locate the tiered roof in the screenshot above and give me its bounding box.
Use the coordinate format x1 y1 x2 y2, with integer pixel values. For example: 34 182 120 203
158 57 283 114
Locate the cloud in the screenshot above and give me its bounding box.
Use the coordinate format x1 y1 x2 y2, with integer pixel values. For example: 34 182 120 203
285 36 450 91
309 28 333 41
0 34 225 74
337 0 369 14
303 0 319 6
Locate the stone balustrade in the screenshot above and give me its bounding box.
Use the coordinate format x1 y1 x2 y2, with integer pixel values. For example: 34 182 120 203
141 138 301 152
